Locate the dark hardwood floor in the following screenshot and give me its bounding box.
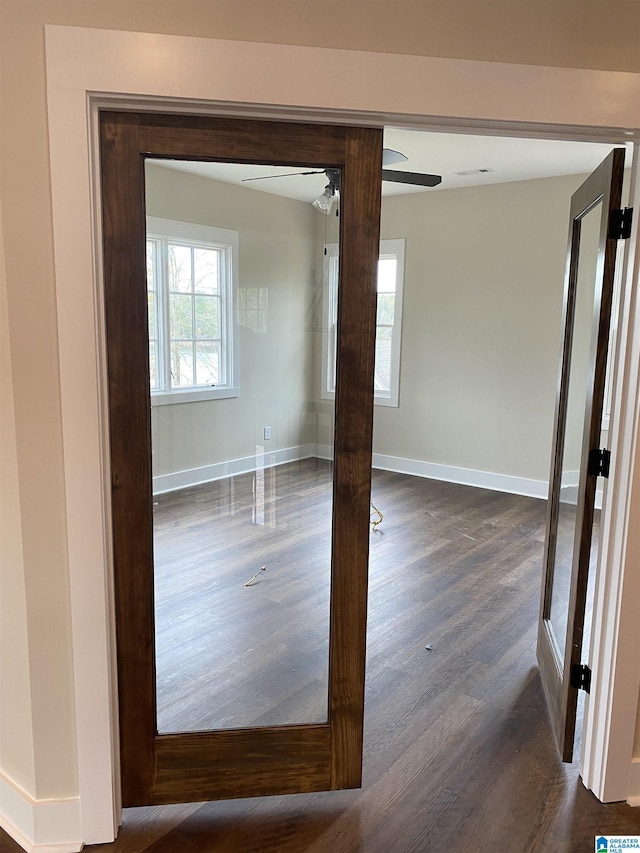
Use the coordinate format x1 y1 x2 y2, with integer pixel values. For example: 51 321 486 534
153 459 334 732
3 465 640 853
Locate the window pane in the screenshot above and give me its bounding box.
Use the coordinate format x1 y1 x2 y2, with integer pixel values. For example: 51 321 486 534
170 341 194 386
195 341 221 385
168 244 193 292
325 244 402 403
170 293 193 339
374 326 392 392
149 340 158 389
194 248 219 294
146 242 155 290
377 293 395 325
329 257 339 325
148 292 156 339
377 257 397 294
329 322 337 392
195 295 219 339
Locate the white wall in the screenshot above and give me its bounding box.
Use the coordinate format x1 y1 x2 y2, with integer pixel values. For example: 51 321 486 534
0 198 36 796
146 165 319 484
373 173 585 487
149 169 598 497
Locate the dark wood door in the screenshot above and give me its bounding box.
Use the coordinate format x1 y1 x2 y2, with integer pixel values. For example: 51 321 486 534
100 111 382 805
537 148 626 761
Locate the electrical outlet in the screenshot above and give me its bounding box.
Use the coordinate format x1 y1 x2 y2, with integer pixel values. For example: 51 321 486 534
264 426 272 440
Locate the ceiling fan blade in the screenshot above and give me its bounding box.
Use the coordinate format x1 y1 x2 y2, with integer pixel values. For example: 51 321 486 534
241 170 325 182
382 148 409 167
382 169 442 188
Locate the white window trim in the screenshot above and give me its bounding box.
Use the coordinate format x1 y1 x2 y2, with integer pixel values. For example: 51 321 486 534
322 238 405 407
146 216 239 404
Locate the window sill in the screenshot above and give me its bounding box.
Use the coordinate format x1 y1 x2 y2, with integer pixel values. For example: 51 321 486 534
320 389 399 408
374 394 399 408
151 387 239 406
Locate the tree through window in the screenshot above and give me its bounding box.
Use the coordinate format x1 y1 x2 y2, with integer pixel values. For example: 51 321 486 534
146 217 239 404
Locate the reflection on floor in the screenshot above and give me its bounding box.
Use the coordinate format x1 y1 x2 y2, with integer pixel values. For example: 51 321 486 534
4 468 637 852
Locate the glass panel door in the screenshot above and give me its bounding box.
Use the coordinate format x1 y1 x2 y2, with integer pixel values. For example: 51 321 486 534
537 149 625 762
547 202 602 663
101 111 382 805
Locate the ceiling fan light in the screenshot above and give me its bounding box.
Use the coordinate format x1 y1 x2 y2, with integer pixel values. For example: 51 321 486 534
312 186 337 214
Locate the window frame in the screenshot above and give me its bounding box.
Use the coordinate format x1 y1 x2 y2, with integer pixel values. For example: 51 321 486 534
146 216 239 405
322 237 405 408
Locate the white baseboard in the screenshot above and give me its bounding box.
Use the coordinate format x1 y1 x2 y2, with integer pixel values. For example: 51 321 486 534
153 444 551 501
153 443 317 494
371 452 549 500
314 443 334 462
561 472 604 511
626 759 640 806
0 772 82 852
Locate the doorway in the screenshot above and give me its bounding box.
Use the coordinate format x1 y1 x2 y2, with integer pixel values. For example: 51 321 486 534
44 26 640 845
116 118 629 795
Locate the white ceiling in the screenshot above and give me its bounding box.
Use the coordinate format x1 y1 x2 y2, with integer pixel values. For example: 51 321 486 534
152 128 631 203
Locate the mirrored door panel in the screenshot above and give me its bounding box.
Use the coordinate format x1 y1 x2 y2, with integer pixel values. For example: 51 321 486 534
145 160 340 732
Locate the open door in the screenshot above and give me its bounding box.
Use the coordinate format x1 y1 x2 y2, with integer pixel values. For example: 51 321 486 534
100 111 382 805
537 148 628 761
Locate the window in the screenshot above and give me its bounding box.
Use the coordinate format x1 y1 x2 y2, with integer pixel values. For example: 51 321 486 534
323 238 405 407
146 217 239 404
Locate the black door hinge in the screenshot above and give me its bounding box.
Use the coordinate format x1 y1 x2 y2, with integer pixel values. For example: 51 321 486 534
588 447 611 478
608 207 634 240
570 663 592 693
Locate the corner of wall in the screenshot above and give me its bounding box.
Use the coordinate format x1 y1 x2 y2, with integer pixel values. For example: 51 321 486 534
0 186 36 812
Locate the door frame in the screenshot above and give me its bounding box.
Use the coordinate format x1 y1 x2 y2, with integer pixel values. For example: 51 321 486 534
45 25 640 846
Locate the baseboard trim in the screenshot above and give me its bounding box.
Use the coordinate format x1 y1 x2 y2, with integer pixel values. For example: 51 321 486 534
153 444 317 494
0 772 82 852
371 452 549 500
626 759 640 806
153 445 551 501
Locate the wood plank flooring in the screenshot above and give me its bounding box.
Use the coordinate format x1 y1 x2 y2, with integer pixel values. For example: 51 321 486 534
3 466 640 853
153 459 334 732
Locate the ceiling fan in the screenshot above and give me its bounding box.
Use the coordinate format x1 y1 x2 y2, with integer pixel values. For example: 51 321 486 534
241 148 442 213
